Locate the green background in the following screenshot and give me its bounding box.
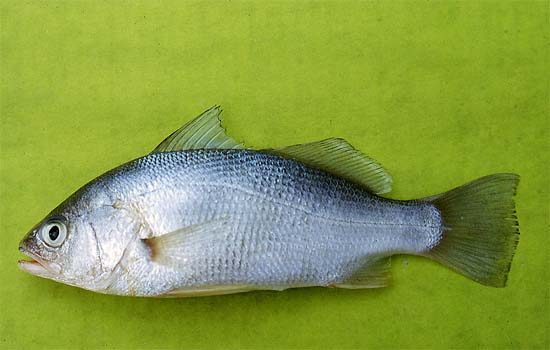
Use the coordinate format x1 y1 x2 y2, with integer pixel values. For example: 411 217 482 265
1 1 548 349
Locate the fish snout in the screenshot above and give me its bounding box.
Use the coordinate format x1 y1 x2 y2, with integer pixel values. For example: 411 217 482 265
18 229 62 275
18 229 39 256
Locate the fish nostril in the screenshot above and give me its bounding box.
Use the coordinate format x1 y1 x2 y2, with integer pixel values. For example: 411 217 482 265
18 241 27 252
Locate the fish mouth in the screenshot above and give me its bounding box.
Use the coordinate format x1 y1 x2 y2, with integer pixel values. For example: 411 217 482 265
18 259 50 277
18 246 61 278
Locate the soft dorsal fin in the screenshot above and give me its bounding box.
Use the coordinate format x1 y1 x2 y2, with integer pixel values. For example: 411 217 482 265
269 138 392 194
152 106 244 153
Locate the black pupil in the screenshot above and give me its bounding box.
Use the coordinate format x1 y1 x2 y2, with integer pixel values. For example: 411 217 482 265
49 225 60 241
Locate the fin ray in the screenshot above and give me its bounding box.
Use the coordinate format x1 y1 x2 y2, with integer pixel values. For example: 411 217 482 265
152 106 244 153
268 138 392 194
144 218 229 268
426 173 520 287
333 256 391 289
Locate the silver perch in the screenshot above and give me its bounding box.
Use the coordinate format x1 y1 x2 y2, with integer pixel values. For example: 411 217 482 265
19 106 520 297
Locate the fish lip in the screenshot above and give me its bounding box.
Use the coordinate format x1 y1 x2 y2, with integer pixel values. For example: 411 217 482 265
18 259 52 278
18 246 61 276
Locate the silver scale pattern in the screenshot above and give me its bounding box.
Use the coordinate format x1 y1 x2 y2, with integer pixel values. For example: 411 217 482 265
86 149 442 295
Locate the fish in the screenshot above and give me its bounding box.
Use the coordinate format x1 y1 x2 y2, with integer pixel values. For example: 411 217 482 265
18 106 520 297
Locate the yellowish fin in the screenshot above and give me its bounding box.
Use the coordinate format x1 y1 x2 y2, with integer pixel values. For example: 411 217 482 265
332 257 391 289
152 106 244 153
269 138 392 194
425 173 520 287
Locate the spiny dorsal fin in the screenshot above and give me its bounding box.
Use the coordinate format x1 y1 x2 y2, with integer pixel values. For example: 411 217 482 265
152 106 244 153
333 257 391 289
269 138 392 194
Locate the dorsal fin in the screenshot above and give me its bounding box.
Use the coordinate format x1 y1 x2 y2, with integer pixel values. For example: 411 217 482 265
152 106 244 153
269 138 392 194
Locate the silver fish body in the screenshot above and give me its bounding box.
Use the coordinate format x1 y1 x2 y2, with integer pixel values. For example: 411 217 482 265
18 107 520 296
91 149 440 295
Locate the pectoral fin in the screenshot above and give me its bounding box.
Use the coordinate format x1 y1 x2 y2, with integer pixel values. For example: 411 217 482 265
268 138 392 194
144 218 229 268
152 106 244 153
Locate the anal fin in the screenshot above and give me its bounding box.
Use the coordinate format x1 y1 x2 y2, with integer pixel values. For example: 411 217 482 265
333 257 391 289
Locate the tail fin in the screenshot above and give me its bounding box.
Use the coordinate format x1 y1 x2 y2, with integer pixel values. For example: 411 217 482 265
426 173 520 287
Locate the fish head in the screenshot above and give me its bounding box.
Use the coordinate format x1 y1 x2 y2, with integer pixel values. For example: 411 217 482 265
19 213 96 286
18 186 139 293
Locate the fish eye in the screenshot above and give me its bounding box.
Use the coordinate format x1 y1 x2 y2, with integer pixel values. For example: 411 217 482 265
40 219 67 247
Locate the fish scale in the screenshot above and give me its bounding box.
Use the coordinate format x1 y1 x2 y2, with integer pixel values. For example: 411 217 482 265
94 149 441 294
